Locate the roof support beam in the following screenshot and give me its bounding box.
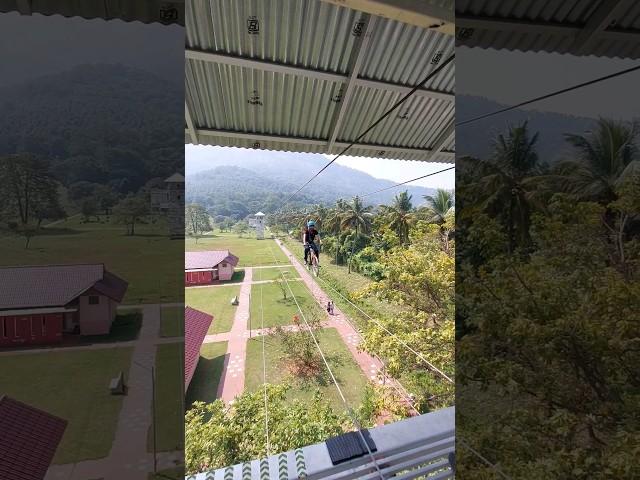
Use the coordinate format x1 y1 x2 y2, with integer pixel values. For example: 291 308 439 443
326 15 376 152
424 119 454 161
571 0 627 55
185 101 198 144
189 128 454 162
319 0 454 35
185 49 454 103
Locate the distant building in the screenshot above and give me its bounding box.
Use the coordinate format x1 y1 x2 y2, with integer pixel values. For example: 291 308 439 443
255 211 265 239
185 251 239 285
0 396 67 480
0 264 128 347
185 307 213 390
150 173 185 239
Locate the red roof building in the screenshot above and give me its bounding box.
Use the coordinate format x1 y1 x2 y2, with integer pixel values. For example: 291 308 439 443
185 250 239 285
0 264 128 347
184 307 213 389
0 396 67 480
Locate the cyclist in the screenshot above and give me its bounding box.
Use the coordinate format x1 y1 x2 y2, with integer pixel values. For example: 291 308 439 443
302 220 321 266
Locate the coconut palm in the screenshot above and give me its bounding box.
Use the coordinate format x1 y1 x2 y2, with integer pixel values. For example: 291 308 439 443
556 118 639 203
423 189 454 225
340 196 374 272
382 190 415 244
466 122 545 252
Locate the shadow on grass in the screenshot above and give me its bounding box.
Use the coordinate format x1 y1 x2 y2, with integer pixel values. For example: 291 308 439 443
229 270 246 283
186 353 227 407
37 227 84 236
80 311 142 344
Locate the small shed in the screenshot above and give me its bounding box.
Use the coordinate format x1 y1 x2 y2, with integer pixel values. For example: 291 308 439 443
185 251 239 285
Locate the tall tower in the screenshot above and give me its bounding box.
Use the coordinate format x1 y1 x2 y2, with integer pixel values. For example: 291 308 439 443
255 212 265 239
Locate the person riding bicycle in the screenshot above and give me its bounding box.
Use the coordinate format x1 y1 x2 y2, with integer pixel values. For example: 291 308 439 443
303 220 321 266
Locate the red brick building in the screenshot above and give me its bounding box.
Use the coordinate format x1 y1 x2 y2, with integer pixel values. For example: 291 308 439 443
0 264 128 347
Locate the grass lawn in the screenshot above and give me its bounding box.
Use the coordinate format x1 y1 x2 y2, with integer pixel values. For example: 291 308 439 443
249 280 323 329
160 306 184 337
244 328 368 410
185 285 241 334
80 310 142 344
253 266 299 281
185 233 287 267
0 215 182 304
0 348 133 464
152 343 184 453
186 341 228 407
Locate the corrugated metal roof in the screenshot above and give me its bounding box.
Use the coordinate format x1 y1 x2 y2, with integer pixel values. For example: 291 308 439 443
0 0 184 25
456 0 640 59
186 0 455 163
185 307 213 389
0 396 67 480
185 251 239 270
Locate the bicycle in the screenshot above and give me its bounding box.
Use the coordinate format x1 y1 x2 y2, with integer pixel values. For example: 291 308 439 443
305 243 320 277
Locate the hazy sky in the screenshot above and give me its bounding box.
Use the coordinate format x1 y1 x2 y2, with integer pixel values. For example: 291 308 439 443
457 46 639 120
0 12 184 87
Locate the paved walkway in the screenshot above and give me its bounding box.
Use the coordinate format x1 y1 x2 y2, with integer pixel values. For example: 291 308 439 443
44 304 183 479
216 267 253 402
274 240 407 400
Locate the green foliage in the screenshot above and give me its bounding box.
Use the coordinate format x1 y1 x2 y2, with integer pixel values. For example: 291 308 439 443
185 385 348 474
112 194 149 236
457 120 640 478
185 203 212 242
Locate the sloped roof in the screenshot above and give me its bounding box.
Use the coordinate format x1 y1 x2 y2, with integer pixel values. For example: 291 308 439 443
255 212 265 216
164 173 185 183
0 396 67 480
456 0 640 59
185 251 239 270
185 0 455 163
0 264 128 310
185 307 214 389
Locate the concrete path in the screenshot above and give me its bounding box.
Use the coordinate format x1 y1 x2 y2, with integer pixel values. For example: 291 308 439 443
216 267 253 402
44 304 183 479
274 239 403 396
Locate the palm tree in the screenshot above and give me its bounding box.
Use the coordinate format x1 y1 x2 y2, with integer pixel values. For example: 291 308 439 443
383 190 415 244
556 118 639 203
423 189 454 225
465 122 545 252
340 196 374 272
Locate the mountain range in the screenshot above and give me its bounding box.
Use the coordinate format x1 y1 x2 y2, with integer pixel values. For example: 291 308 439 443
0 64 183 192
456 94 597 162
185 150 439 217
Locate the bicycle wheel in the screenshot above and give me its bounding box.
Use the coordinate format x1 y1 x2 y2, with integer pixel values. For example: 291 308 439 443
311 257 320 277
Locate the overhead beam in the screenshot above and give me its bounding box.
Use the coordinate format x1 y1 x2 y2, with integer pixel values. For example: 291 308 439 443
424 119 454 162
319 0 454 35
185 101 198 144
188 128 454 161
185 49 454 103
327 15 376 151
571 0 627 55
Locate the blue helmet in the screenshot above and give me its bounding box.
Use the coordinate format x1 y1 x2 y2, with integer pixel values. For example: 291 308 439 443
307 220 316 228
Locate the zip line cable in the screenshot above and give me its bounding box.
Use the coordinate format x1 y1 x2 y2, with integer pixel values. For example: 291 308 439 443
458 438 512 480
267 245 384 480
258 268 271 456
360 166 455 198
456 63 640 127
279 53 455 209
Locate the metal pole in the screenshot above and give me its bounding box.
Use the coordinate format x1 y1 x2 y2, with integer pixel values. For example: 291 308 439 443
151 365 157 474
